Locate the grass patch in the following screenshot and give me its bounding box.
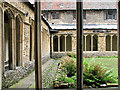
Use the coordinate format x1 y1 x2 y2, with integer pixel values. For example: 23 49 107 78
84 57 118 83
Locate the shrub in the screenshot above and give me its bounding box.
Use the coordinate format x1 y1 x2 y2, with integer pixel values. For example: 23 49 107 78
67 52 76 58
60 56 76 77
83 61 116 87
54 56 116 88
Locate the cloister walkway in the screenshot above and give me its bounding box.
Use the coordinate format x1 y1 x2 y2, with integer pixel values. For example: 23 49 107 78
10 59 60 88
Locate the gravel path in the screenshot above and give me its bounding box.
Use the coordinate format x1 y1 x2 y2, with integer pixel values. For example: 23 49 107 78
10 59 60 88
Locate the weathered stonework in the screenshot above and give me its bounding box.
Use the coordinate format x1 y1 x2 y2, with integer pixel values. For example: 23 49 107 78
1 1 51 73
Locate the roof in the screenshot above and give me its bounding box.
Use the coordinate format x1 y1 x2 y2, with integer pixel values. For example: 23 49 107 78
41 2 118 10
41 15 52 29
50 24 117 30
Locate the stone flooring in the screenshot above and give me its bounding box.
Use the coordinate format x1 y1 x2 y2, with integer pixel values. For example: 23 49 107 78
10 59 60 88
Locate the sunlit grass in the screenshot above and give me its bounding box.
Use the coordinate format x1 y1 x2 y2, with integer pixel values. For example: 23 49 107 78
84 57 118 84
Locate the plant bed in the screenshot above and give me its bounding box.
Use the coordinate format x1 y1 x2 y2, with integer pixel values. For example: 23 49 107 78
53 56 117 89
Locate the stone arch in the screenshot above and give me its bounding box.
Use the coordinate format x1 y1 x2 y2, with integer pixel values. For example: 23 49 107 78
30 21 34 61
66 35 72 51
93 35 98 51
16 14 23 66
16 14 23 22
53 35 58 52
4 8 15 19
112 35 117 51
60 35 65 51
83 36 85 51
86 35 91 51
4 9 13 70
106 35 111 51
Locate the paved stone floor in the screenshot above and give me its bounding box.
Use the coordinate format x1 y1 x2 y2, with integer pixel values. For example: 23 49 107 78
10 59 60 88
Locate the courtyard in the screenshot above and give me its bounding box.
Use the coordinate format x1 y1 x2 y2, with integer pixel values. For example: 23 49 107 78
0 0 120 89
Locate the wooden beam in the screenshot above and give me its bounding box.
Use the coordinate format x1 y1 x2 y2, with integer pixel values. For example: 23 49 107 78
76 1 83 89
0 1 3 89
118 0 120 89
35 1 42 89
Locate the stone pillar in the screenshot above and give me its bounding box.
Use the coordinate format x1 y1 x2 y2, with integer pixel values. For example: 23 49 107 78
58 35 60 52
20 22 23 66
11 18 16 69
65 35 67 52
52 35 54 52
91 35 93 51
85 35 87 51
111 35 113 51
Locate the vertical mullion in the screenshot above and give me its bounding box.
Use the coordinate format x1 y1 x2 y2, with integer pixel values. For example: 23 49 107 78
76 1 83 89
118 0 120 89
35 0 42 89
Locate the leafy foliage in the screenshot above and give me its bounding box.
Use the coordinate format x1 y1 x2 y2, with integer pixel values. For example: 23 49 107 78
54 56 117 88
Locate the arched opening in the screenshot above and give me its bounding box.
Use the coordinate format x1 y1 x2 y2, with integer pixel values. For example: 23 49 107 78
83 36 85 51
4 10 13 70
66 35 72 51
106 35 111 51
53 35 58 52
86 35 91 51
112 35 117 51
16 15 23 66
30 22 34 61
93 35 98 51
60 35 65 51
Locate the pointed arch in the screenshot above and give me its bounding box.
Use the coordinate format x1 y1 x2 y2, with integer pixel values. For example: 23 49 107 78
53 35 58 52
4 8 15 19
60 35 65 51
93 34 98 51
66 35 72 51
106 35 111 51
16 14 23 22
112 34 117 51
16 14 23 66
86 35 91 51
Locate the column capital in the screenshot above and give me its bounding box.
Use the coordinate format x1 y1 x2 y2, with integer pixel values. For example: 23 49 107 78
64 35 67 37
57 35 61 37
111 34 114 37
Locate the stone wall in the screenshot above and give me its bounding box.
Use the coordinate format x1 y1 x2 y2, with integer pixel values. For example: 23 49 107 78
52 51 118 58
52 29 117 53
42 10 117 25
2 61 35 88
1 1 51 72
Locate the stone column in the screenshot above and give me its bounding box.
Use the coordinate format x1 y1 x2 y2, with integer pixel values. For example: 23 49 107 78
85 35 87 51
20 22 23 66
58 35 60 52
91 35 93 51
111 35 113 51
11 18 16 69
65 35 67 52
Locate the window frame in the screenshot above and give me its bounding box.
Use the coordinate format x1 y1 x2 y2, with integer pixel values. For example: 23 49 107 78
104 9 117 20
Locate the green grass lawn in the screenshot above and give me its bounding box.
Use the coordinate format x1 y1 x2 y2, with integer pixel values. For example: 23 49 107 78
84 57 118 83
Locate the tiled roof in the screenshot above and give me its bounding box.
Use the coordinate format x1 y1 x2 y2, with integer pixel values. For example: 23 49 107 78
41 2 117 10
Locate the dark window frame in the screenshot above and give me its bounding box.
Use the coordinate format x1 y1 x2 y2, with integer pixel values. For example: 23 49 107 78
104 9 117 20
51 12 60 19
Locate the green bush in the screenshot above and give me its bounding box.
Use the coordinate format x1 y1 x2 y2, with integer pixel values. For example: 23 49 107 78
83 61 116 87
54 56 116 88
60 56 76 77
67 52 76 58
